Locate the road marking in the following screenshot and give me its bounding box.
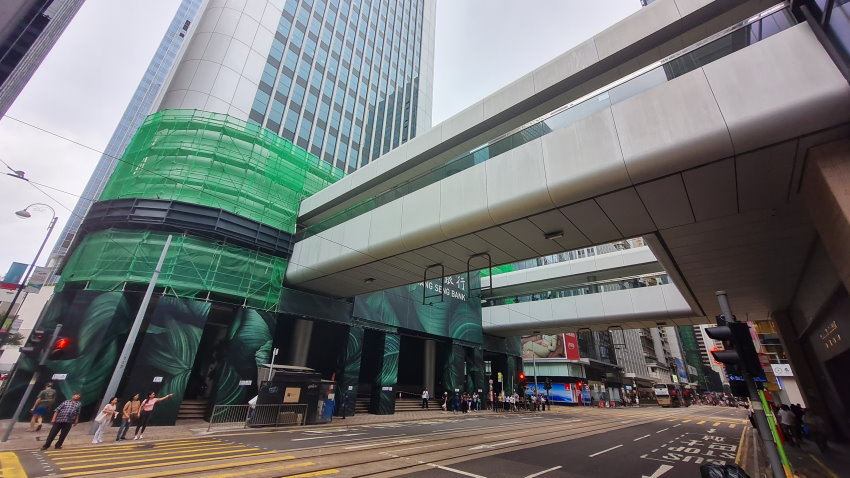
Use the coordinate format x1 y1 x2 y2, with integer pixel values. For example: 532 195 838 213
469 439 519 450
697 421 706 424
656 428 669 434
384 443 444 453
175 460 315 478
589 445 623 457
672 424 681 428
807 453 840 478
278 470 339 478
729 424 736 428
293 433 365 441
641 464 674 478
344 438 420 449
61 451 279 477
712 422 721 427
0 452 26 478
425 463 487 477
525 465 562 478
682 419 692 423
634 434 651 441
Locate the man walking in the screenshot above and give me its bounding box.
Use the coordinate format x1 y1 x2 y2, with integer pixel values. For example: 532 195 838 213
28 382 56 432
40 392 82 450
421 389 429 409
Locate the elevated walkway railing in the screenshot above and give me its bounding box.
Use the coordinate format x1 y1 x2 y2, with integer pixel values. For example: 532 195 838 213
297 3 793 241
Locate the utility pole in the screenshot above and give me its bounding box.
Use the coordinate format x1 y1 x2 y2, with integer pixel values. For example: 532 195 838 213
714 291 786 478
92 235 172 434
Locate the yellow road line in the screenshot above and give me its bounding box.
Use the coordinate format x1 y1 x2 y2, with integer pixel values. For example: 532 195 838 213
63 451 281 477
729 424 736 428
735 424 747 465
205 461 316 478
697 421 706 424
126 457 309 478
712 422 721 426
43 439 224 456
682 419 692 423
0 452 27 478
807 453 839 478
53 444 246 464
279 470 339 478
60 447 267 470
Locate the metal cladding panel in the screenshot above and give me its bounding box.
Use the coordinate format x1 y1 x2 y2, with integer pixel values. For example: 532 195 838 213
704 23 850 154
612 70 734 184
542 108 631 208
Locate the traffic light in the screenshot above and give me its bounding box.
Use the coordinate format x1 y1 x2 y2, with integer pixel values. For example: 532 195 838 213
19 329 46 359
49 337 70 359
544 378 552 391
705 320 762 377
518 373 527 394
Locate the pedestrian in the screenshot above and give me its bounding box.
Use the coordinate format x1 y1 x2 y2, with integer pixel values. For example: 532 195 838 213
441 392 448 411
803 411 828 453
28 382 57 432
116 394 141 441
133 391 173 440
790 403 805 441
40 392 82 450
421 389 429 409
452 393 460 414
778 404 797 446
92 397 118 444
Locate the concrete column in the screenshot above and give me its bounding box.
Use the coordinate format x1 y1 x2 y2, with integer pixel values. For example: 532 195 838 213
802 139 850 295
423 339 436 396
288 319 313 366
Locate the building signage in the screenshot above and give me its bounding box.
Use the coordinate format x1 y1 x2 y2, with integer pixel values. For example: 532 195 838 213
422 273 467 301
51 374 67 381
238 380 252 386
152 376 163 383
771 364 793 377
819 320 842 350
564 333 580 360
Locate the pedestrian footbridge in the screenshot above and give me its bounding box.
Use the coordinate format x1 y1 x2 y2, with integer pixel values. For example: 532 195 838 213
286 1 850 329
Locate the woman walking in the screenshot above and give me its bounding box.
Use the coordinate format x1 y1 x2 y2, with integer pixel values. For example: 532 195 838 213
92 397 118 444
116 394 141 441
133 392 173 440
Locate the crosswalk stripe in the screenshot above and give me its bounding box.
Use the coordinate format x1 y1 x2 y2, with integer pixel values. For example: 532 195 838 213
682 420 692 423
278 470 340 478
729 424 736 428
62 451 280 477
43 439 224 457
59 447 268 470
697 421 706 424
713 422 721 426
128 458 314 478
53 444 246 464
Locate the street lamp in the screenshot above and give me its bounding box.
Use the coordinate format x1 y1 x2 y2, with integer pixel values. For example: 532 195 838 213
0 204 58 341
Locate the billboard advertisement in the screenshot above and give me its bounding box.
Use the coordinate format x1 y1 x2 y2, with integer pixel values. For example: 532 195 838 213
529 382 577 404
521 334 566 359
564 333 580 360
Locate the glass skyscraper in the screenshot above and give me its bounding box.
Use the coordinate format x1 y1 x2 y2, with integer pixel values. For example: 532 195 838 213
247 0 435 173
47 0 204 270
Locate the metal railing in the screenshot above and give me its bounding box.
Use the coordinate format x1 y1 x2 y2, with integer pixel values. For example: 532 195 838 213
207 404 308 431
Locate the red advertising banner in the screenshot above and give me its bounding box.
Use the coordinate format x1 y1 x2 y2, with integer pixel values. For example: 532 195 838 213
564 333 580 360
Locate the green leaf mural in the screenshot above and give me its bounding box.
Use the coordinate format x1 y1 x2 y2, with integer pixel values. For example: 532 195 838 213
214 308 278 406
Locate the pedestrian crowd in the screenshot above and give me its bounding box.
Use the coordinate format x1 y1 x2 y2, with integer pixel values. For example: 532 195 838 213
28 383 174 451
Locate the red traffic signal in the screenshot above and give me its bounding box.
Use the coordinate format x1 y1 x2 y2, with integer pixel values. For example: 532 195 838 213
518 373 525 380
49 337 70 359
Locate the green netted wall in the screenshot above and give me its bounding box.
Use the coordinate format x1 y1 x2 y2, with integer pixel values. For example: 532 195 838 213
58 229 286 310
100 109 343 233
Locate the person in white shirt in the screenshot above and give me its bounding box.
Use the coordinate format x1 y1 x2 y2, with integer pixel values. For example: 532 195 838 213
421 390 429 409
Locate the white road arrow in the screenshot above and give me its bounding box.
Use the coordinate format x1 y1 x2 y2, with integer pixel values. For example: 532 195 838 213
642 464 674 478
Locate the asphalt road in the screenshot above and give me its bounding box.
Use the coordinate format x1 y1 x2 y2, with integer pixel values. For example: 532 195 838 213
11 405 748 477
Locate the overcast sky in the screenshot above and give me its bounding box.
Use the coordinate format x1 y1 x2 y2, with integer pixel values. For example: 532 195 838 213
0 0 639 278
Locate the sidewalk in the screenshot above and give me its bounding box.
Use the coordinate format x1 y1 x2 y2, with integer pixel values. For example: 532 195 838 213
0 407 473 452
745 425 850 478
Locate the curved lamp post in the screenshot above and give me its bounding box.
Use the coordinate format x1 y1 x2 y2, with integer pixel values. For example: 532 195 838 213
0 203 58 338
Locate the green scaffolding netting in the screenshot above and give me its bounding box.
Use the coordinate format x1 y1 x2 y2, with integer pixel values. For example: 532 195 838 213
100 109 343 234
58 229 287 310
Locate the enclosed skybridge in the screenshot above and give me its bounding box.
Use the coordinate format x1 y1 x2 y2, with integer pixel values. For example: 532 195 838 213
478 245 695 337
287 1 850 325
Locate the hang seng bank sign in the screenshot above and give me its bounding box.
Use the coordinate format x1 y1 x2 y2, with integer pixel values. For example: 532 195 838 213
422 274 468 302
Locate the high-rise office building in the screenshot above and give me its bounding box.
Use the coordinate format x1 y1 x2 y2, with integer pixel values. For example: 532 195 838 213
47 0 204 271
3 0 446 424
0 0 84 118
